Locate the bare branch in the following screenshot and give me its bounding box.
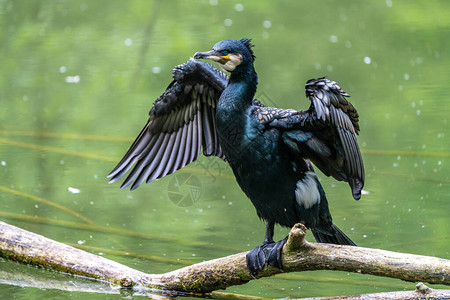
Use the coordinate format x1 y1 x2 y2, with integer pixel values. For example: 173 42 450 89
296 283 449 300
0 221 449 296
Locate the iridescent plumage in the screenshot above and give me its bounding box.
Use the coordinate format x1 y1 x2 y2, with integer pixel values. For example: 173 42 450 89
109 39 365 275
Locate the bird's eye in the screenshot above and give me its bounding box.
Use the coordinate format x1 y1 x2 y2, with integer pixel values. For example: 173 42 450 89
223 51 229 55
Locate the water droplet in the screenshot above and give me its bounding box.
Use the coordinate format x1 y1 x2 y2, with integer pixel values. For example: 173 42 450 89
65 75 80 83
329 35 338 43
386 0 392 7
1 161 6 166
228 201 233 205
209 0 218 5
263 20 272 29
345 41 352 48
363 57 371 64
78 240 86 245
124 38 132 46
224 19 232 26
404 73 409 80
152 66 161 74
68 187 80 194
234 3 244 11
59 66 67 73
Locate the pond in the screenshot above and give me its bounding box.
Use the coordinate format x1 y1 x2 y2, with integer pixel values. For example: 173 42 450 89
0 0 449 298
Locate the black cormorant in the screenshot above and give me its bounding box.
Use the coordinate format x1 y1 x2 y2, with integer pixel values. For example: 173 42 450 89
108 38 365 275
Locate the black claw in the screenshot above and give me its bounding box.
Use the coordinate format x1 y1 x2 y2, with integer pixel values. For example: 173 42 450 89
246 237 288 276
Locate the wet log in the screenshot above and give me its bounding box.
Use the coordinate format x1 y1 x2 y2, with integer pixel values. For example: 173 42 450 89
0 221 449 295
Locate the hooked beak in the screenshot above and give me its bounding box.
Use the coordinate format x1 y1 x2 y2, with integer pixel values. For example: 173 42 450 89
194 50 230 64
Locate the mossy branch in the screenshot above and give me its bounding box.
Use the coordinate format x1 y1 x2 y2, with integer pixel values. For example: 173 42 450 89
0 221 449 296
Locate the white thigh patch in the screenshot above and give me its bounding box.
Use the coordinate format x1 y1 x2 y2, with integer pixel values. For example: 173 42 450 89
295 171 321 209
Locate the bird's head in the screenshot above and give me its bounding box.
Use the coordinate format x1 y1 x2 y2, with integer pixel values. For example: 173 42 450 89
194 38 255 72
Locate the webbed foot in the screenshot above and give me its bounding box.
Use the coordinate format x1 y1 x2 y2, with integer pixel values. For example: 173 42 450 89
246 236 288 277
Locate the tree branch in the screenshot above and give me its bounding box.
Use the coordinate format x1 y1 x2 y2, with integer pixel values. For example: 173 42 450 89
0 221 449 296
296 282 449 300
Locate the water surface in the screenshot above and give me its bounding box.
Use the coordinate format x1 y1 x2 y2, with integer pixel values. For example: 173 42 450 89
0 0 449 298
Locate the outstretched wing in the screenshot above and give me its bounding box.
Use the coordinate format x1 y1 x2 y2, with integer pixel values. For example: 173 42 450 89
108 59 227 190
258 77 364 200
305 77 364 199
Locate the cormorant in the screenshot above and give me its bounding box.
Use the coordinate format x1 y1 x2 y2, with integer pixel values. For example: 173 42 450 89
108 38 365 275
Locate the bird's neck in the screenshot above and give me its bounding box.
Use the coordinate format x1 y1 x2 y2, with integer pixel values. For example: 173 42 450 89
216 64 259 161
219 64 258 111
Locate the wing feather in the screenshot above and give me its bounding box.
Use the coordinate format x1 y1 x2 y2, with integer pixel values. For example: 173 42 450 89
120 133 166 189
131 132 172 190
166 127 184 175
202 99 215 155
160 131 181 178
173 124 189 172
210 102 220 155
182 120 193 167
150 131 177 181
258 77 364 200
108 59 227 190
306 77 364 199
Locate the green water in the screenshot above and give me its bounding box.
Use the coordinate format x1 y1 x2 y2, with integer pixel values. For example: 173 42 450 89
0 0 449 298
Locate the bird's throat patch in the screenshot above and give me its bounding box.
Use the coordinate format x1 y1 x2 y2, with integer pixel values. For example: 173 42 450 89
221 53 243 71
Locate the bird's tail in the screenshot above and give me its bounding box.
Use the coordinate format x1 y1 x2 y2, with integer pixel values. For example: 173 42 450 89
311 224 356 246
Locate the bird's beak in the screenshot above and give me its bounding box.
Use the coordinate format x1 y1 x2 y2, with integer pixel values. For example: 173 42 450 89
193 51 214 60
194 50 230 64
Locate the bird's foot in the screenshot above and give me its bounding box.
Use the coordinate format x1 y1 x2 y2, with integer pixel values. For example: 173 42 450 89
246 236 288 277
